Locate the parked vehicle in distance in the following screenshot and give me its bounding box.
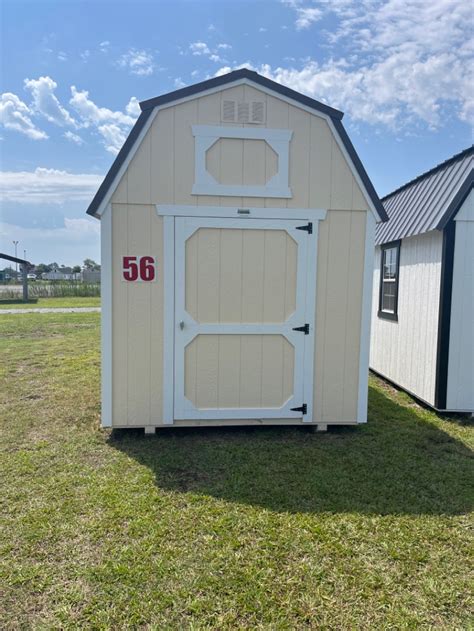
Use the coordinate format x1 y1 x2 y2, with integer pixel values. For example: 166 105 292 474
27 273 37 280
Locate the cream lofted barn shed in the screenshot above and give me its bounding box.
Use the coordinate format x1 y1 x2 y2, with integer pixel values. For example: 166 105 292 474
86 69 387 432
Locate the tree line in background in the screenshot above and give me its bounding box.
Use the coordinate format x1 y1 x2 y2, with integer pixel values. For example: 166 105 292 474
1 259 100 278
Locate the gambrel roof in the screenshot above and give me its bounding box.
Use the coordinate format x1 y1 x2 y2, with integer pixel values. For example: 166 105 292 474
376 146 474 245
86 68 387 221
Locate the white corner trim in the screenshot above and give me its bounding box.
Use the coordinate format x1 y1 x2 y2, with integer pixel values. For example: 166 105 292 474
357 211 376 423
156 204 327 222
162 215 175 424
100 204 113 427
191 124 292 199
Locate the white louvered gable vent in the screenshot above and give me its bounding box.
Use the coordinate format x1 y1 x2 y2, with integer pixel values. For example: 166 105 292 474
221 100 266 124
237 101 250 122
222 100 236 122
251 101 265 123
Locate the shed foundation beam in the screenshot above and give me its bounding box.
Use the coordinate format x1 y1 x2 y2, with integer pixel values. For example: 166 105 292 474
144 426 156 435
316 424 328 432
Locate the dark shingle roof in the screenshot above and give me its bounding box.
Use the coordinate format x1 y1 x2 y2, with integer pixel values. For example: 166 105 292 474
376 146 474 245
86 69 386 220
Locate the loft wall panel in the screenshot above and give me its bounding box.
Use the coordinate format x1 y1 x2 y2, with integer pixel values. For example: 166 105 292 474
111 85 371 214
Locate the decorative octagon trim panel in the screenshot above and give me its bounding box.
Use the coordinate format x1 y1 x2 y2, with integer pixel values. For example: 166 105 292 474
191 124 293 198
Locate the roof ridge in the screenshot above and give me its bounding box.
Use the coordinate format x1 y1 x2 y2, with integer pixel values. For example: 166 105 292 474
86 69 387 221
139 68 344 120
382 145 474 201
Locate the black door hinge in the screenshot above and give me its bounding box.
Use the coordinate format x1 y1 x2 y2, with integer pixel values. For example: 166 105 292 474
291 403 307 415
296 222 313 234
292 323 310 334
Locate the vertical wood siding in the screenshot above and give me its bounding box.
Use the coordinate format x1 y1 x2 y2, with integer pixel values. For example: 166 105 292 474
108 85 372 425
314 210 366 422
370 231 443 406
447 190 474 411
111 204 164 426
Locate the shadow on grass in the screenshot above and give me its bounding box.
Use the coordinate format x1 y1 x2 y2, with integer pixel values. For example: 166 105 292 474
109 385 473 515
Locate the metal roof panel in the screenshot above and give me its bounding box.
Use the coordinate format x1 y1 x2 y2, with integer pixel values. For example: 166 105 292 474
376 147 474 244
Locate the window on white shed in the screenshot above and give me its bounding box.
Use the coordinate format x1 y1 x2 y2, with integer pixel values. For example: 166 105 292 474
378 241 400 321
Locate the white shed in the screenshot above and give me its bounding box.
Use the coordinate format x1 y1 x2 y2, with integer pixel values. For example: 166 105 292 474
371 146 473 413
86 69 387 432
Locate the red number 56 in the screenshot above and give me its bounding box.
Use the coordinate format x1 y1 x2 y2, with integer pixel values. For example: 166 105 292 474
122 256 156 282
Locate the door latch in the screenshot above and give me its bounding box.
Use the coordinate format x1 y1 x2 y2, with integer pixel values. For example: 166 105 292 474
292 324 310 334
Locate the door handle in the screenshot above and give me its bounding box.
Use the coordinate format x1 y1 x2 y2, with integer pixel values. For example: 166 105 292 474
179 320 185 330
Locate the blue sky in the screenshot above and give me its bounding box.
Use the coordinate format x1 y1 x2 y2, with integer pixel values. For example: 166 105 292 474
1 0 472 265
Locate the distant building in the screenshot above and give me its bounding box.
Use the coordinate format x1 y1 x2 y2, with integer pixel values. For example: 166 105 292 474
371 146 473 414
41 271 75 280
81 269 101 283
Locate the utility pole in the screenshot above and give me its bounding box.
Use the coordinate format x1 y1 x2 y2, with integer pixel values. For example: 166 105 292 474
12 241 19 277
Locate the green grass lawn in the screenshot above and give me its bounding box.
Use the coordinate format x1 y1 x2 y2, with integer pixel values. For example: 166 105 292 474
0 296 100 309
1 312 473 629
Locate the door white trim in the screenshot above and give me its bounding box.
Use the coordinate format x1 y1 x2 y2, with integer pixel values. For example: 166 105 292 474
161 207 325 424
157 204 327 222
173 216 317 421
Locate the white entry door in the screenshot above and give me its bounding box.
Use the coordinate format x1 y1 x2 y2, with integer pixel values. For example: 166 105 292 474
174 216 316 421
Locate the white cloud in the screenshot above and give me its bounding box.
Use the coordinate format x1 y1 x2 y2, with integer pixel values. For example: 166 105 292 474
190 41 211 56
214 62 257 78
0 168 103 204
80 50 90 62
24 76 77 127
57 51 67 62
174 77 186 89
224 0 473 129
214 66 233 77
282 1 322 29
2 77 139 155
294 7 322 29
189 41 227 63
69 86 135 127
259 27 268 32
99 40 110 52
125 96 141 117
63 130 84 145
69 86 139 154
118 48 155 76
0 92 48 140
97 124 126 155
